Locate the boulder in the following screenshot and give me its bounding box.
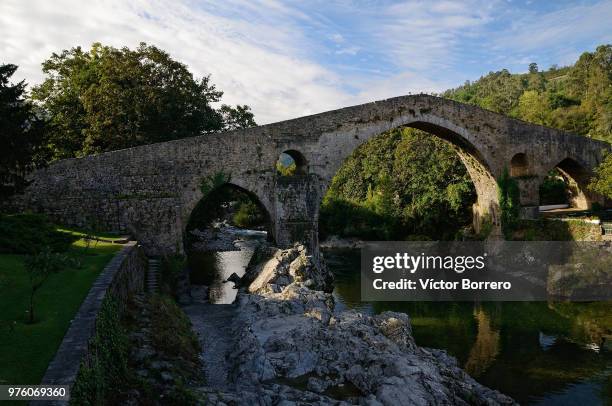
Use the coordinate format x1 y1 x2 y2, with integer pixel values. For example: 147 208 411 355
227 272 242 286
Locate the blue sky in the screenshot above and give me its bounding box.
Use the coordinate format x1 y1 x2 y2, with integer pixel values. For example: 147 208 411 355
1 0 612 123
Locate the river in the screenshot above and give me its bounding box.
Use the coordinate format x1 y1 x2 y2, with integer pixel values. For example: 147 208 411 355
188 238 612 404
188 229 266 304
327 248 612 405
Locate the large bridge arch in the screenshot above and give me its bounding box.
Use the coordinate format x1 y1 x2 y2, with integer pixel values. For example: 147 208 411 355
11 94 611 255
310 115 502 239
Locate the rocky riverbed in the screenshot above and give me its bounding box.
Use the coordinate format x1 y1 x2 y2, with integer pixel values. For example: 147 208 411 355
185 244 516 405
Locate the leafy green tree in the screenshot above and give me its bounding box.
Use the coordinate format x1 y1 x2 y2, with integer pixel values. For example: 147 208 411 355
23 247 77 323
528 62 539 74
588 151 612 199
497 168 520 238
0 64 46 202
517 90 551 125
320 128 475 240
220 104 256 131
32 43 256 159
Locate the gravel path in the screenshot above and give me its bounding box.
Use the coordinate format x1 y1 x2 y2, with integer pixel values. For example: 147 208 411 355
182 302 237 390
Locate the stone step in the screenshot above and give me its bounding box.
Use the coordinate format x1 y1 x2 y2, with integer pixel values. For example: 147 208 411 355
146 258 161 294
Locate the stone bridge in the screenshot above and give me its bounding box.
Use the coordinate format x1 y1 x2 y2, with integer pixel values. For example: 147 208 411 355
16 95 611 255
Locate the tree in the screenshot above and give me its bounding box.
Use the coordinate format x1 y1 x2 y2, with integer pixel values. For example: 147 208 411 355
445 44 612 143
220 104 256 131
517 90 551 125
0 64 46 202
32 43 256 159
23 247 76 323
589 151 612 199
497 168 520 238
319 128 475 240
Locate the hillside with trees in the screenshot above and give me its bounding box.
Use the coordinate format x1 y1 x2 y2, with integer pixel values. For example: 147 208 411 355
444 45 612 143
319 128 476 240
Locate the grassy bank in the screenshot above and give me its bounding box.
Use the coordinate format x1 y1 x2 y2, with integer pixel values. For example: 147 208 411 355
0 222 123 385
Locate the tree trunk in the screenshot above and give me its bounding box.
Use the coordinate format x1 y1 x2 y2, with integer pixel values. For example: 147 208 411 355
29 289 35 324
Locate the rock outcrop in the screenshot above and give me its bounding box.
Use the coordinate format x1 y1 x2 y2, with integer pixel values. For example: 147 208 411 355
190 244 516 405
246 244 334 294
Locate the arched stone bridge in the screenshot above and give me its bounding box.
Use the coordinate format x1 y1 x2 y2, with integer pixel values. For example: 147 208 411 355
17 95 611 255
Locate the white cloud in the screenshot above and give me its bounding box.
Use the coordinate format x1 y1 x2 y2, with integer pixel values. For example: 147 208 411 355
376 0 497 71
329 33 345 44
336 46 360 55
0 0 351 124
493 0 612 59
1 0 611 124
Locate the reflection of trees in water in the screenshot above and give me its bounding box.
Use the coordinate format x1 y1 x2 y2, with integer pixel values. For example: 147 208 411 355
464 305 500 377
549 301 612 348
326 249 612 404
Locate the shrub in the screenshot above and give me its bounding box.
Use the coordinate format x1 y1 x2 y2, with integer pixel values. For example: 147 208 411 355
497 168 520 239
161 254 186 294
0 213 77 254
232 200 264 228
149 295 200 363
71 297 129 405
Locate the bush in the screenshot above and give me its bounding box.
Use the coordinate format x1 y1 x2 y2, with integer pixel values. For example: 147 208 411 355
161 255 186 295
0 213 77 254
71 297 129 405
232 200 264 228
539 171 568 205
149 295 200 363
497 168 520 239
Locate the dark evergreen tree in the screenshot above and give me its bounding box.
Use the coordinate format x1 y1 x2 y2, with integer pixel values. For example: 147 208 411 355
0 64 46 203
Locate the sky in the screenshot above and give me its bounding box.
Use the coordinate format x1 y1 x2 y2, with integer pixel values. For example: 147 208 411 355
1 0 611 124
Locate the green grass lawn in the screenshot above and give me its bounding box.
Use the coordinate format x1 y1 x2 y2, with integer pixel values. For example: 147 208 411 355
0 230 122 385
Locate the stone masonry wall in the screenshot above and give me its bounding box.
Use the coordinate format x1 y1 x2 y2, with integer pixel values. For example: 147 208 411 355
34 242 146 405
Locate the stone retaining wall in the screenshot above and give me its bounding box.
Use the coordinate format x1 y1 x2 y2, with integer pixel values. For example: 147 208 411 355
33 241 146 405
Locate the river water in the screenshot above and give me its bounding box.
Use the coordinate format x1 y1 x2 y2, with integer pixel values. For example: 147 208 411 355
327 248 612 405
188 238 612 404
188 229 266 304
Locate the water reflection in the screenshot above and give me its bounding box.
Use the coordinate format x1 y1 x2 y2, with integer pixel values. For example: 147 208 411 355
325 248 612 405
464 306 500 377
188 237 262 304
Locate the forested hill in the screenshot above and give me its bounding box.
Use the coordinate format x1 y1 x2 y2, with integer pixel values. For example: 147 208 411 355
443 45 612 144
